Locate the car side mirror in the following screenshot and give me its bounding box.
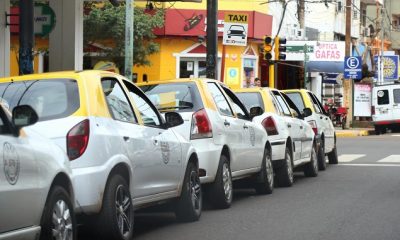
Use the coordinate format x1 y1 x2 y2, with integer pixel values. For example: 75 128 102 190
12 105 39 134
164 112 184 128
249 106 263 119
303 107 312 118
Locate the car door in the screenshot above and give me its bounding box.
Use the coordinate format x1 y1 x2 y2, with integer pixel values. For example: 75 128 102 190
308 92 334 151
282 92 313 160
0 106 40 233
392 87 400 121
374 87 392 122
206 82 248 172
271 90 304 161
222 86 265 169
123 80 183 195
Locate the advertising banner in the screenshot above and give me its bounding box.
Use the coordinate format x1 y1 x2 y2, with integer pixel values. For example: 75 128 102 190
373 55 399 81
285 41 345 62
353 83 372 117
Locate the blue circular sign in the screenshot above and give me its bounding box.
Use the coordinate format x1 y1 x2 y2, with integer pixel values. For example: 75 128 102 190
346 57 360 69
229 69 237 78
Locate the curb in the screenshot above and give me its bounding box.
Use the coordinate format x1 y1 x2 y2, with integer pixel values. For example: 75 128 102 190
336 130 374 137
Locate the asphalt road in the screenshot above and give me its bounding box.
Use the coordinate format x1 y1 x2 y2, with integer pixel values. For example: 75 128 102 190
81 135 400 240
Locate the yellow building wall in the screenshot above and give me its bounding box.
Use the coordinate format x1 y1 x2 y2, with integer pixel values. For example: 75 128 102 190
10 36 48 76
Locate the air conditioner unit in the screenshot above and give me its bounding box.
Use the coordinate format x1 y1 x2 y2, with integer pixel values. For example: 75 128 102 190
363 27 371 37
297 29 305 39
337 1 343 12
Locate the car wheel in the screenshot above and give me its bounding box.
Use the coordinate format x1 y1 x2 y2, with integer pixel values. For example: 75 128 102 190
304 145 318 177
98 174 133 240
209 155 233 209
328 143 339 164
275 146 294 187
374 125 381 135
175 162 202 222
40 186 76 240
317 140 327 171
254 147 274 194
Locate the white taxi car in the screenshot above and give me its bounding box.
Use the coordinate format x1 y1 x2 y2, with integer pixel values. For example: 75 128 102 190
0 71 201 240
235 88 318 187
0 105 76 240
139 79 273 209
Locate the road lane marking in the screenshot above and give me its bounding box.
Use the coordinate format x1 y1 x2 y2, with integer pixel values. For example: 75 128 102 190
377 155 400 163
391 135 400 137
338 154 366 163
339 163 400 167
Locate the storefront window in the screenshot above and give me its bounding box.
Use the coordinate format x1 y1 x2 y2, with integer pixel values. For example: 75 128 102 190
179 58 220 79
242 58 256 88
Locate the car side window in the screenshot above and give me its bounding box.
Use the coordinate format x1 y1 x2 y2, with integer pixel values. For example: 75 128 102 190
377 90 389 105
0 106 12 135
222 86 249 120
394 89 400 104
281 93 302 118
272 91 292 116
123 80 162 127
307 92 323 114
101 78 137 123
207 83 234 117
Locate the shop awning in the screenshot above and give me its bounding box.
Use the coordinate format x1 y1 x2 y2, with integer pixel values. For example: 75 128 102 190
305 61 344 73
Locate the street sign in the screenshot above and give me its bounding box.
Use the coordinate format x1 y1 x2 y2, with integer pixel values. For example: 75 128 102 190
222 13 248 46
373 55 399 81
344 56 362 79
34 3 56 37
286 45 314 53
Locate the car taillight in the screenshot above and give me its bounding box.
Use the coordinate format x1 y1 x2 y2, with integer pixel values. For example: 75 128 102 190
371 106 375 115
308 120 318 135
191 109 212 139
67 119 90 161
261 116 279 135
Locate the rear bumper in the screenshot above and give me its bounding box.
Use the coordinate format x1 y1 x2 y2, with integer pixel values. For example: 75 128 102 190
191 139 222 184
373 120 400 126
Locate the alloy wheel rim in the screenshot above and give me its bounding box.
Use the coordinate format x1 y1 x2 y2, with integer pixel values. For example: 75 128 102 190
115 185 132 237
266 153 274 187
286 152 293 183
51 200 73 240
190 170 201 211
222 163 232 201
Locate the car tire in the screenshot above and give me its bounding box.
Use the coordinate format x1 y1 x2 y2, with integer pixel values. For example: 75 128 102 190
374 125 381 135
317 140 327 171
304 145 318 177
97 174 133 240
328 143 339 164
40 186 76 240
275 146 294 187
209 155 233 209
254 147 274 195
175 162 202 222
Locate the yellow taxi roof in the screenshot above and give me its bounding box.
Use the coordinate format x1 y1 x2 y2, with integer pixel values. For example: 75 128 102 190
0 70 119 82
136 78 218 86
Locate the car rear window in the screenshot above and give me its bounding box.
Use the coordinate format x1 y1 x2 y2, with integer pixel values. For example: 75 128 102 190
393 89 400 104
286 92 306 112
235 92 264 112
0 79 80 121
377 89 389 105
139 82 203 112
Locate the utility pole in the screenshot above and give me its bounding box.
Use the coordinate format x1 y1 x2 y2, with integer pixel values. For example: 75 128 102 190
206 0 218 80
344 0 353 128
379 0 385 85
19 0 34 75
125 0 134 81
298 0 305 29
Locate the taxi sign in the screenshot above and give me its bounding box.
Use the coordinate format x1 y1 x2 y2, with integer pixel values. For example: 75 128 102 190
222 13 248 46
344 56 362 79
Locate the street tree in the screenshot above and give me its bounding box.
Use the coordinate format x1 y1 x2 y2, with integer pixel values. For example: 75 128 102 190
84 2 164 69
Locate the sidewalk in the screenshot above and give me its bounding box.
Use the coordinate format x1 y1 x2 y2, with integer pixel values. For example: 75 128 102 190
335 128 375 137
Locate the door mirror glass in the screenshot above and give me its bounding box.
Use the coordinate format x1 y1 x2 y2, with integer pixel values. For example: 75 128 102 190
249 106 263 119
165 112 184 128
12 105 39 132
303 107 313 118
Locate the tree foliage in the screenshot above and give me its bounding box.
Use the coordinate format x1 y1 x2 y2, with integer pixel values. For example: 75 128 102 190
84 2 164 68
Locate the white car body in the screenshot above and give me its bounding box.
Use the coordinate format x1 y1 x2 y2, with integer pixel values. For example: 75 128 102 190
371 84 400 132
0 106 74 240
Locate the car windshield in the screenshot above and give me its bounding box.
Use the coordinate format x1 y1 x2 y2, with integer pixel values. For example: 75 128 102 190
0 79 80 121
139 82 203 112
230 25 244 31
235 92 264 112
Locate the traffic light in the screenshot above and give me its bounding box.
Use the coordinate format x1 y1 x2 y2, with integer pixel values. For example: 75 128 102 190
263 36 273 61
274 37 287 61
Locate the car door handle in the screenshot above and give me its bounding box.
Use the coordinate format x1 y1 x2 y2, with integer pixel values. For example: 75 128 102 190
287 124 291 128
224 120 230 126
300 126 303 129
152 138 159 145
243 124 249 129
320 116 323 119
123 136 130 142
